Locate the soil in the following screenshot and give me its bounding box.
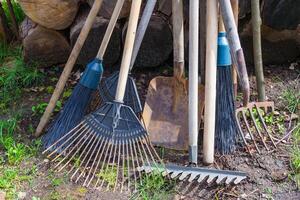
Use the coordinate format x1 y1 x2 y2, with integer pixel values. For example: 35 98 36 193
2 61 300 200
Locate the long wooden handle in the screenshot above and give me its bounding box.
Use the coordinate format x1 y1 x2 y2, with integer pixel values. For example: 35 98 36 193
203 0 218 165
96 0 125 60
219 0 250 106
115 0 142 102
35 0 104 137
189 0 199 165
172 0 185 79
129 0 157 70
231 0 239 97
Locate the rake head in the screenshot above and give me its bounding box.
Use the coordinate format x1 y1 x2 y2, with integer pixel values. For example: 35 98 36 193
43 102 162 192
139 164 247 185
236 101 277 154
98 72 142 115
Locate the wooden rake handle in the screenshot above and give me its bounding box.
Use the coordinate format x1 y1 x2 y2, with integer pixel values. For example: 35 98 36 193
96 0 125 60
115 0 142 102
35 0 104 137
172 0 185 81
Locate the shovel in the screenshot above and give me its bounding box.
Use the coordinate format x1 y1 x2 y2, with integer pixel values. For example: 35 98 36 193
142 0 205 151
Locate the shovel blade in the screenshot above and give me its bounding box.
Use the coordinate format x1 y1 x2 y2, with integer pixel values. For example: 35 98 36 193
142 76 189 150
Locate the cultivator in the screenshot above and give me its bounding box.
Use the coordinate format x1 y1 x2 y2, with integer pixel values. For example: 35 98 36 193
236 101 277 154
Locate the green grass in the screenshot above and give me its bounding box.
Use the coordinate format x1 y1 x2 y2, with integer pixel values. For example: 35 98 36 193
291 124 300 189
0 43 44 114
282 89 300 114
131 172 176 200
1 0 25 25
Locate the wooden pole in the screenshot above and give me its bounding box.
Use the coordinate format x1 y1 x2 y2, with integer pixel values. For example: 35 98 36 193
203 0 218 165
230 0 238 97
251 0 265 101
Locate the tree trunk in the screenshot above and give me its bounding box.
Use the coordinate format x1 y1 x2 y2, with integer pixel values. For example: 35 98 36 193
19 0 80 30
87 0 131 19
122 14 173 68
21 18 71 67
70 7 121 66
251 0 265 101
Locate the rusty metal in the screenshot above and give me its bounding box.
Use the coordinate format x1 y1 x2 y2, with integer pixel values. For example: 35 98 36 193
142 78 205 150
236 101 277 154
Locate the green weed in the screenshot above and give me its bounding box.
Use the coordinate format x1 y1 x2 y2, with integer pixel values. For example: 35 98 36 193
32 101 62 116
131 172 175 200
291 123 300 189
51 177 64 187
96 166 119 187
1 0 25 25
282 89 300 113
0 44 44 113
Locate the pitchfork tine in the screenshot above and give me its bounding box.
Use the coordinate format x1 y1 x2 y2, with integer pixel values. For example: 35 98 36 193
242 110 261 153
249 109 269 150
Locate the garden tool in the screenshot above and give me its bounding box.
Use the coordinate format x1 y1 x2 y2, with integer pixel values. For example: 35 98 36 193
142 0 206 151
215 16 239 155
139 0 247 185
43 0 163 192
42 0 125 150
35 0 104 137
219 0 250 106
97 0 157 115
236 102 277 154
203 0 218 164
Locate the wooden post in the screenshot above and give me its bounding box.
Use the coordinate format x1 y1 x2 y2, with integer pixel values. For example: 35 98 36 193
251 0 265 101
203 0 218 165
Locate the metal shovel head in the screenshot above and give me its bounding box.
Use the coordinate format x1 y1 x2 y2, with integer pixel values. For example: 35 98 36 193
142 76 189 150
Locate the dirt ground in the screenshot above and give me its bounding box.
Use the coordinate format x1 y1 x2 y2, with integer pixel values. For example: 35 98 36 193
2 61 300 200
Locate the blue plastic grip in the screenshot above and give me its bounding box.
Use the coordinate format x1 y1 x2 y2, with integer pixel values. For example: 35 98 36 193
79 58 103 90
217 32 232 67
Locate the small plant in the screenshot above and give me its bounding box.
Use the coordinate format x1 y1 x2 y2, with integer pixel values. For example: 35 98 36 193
51 177 64 187
32 101 62 115
131 172 176 200
96 166 119 187
282 89 300 113
291 123 300 189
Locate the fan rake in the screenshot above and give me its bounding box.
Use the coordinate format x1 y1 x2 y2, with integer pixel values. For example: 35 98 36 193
43 0 163 192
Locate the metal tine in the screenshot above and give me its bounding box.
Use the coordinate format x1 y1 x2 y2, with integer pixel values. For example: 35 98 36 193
78 136 108 184
68 133 98 176
225 176 236 185
170 171 181 179
132 142 142 187
206 175 217 184
93 139 114 188
178 171 191 181
254 104 277 147
45 123 86 158
120 141 125 192
106 140 119 191
236 111 253 155
126 139 131 192
197 174 209 183
98 139 116 190
55 129 94 172
42 121 84 154
50 126 90 162
242 110 261 153
188 173 199 182
248 108 269 150
233 176 246 184
114 141 122 192
129 140 138 192
216 174 227 184
71 134 104 181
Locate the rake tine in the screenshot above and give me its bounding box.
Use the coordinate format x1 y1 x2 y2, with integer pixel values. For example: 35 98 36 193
55 129 93 172
114 141 122 192
71 133 103 180
126 140 131 191
235 111 253 155
248 108 269 150
242 110 261 153
98 140 116 189
42 122 84 154
84 139 109 187
178 171 190 181
93 140 114 188
131 140 143 186
120 141 125 192
129 140 137 191
50 126 89 162
216 174 227 184
188 173 199 182
254 104 277 148
206 175 217 184
106 139 118 191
